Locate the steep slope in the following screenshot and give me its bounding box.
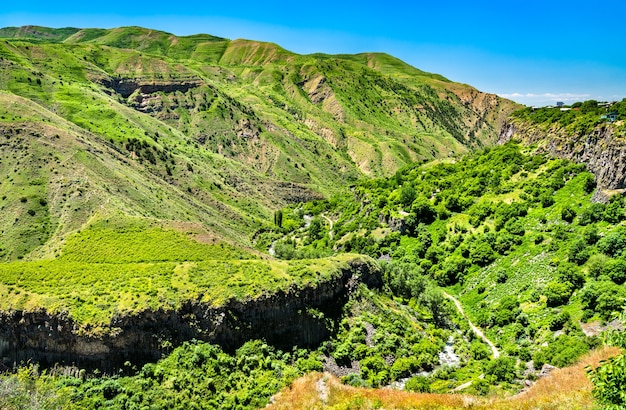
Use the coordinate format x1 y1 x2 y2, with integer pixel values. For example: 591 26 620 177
268 142 626 395
500 101 626 196
0 25 516 259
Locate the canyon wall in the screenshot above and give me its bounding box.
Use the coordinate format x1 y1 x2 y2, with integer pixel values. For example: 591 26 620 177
499 121 626 195
0 258 381 372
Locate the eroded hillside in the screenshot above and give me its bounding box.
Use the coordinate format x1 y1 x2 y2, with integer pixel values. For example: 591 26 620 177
0 25 516 257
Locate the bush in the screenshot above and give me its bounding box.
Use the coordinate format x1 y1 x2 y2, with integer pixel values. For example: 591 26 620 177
582 173 596 194
598 229 626 257
544 281 573 307
556 263 585 290
582 225 599 245
404 376 431 393
587 254 608 279
470 240 496 266
589 353 626 407
561 206 577 223
603 258 626 285
568 240 590 265
579 203 605 225
549 311 570 331
533 335 589 368
485 356 516 382
496 270 509 284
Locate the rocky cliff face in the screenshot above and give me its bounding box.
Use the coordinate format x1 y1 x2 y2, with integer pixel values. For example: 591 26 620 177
0 258 380 372
99 77 203 99
499 121 626 193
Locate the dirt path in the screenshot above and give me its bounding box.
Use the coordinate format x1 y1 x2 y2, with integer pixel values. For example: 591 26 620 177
443 291 500 359
321 215 334 240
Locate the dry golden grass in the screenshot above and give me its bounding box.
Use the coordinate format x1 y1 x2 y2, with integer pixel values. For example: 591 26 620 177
267 346 621 410
482 346 621 410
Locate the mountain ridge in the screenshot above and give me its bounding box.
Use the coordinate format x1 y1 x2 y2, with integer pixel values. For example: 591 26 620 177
0 25 517 258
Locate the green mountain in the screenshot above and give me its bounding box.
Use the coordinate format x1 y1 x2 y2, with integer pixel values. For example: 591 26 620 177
0 25 516 260
9 25 625 410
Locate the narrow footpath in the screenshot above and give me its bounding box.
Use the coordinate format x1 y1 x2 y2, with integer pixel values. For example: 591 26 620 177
321 214 334 240
443 291 500 359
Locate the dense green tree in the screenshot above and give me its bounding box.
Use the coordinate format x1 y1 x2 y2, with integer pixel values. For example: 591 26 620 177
400 185 417 208
568 240 591 265
410 197 436 225
469 240 496 266
582 173 596 194
579 203 605 225
485 357 516 382
307 217 323 241
544 281 573 307
598 228 626 257
604 258 626 284
604 199 625 223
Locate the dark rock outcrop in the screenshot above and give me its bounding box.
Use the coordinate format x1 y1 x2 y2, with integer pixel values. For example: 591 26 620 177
499 121 626 191
0 258 380 372
99 77 203 98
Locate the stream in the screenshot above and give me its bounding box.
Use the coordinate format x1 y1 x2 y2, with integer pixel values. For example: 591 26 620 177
388 336 461 390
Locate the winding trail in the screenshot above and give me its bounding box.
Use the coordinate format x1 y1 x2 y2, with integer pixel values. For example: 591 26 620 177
321 214 334 240
443 291 500 359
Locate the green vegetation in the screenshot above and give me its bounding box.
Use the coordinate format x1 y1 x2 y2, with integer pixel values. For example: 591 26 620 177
266 142 626 393
0 24 514 260
0 214 366 327
511 99 626 135
2 24 625 409
587 321 626 408
0 340 317 410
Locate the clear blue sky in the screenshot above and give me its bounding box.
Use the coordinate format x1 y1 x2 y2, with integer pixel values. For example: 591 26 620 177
2 1 626 106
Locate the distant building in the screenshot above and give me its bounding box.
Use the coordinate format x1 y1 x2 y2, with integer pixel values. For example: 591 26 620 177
601 113 618 122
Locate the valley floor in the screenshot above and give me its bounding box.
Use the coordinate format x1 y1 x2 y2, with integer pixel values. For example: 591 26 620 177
267 346 620 409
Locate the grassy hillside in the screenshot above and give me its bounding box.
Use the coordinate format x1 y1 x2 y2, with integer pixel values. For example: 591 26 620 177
0 25 516 261
0 212 371 328
511 99 626 136
266 142 626 395
8 25 609 410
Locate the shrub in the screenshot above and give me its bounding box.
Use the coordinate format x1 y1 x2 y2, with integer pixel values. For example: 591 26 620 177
404 376 431 393
568 240 590 265
533 335 589 368
504 218 525 236
582 173 596 194
485 356 516 382
598 229 626 257
582 225 599 245
496 270 509 284
589 353 626 407
579 203 605 225
603 258 626 285
469 240 496 266
544 281 573 307
556 263 585 290
549 311 570 331
561 206 577 223
587 254 609 279
409 197 436 225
